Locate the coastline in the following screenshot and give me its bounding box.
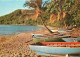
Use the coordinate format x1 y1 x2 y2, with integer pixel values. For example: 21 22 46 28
0 28 51 57
0 26 78 57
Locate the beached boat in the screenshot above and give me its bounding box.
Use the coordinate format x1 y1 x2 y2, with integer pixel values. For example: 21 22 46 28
32 33 70 38
36 51 80 57
32 34 71 43
58 30 67 33
62 38 80 42
51 29 67 33
29 42 80 56
33 37 65 43
51 30 58 32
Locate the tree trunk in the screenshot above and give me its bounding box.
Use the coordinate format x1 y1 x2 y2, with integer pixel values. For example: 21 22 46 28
40 16 53 34
37 7 53 34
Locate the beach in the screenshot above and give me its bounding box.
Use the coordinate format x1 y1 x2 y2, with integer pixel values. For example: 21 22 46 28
0 28 51 57
0 27 79 57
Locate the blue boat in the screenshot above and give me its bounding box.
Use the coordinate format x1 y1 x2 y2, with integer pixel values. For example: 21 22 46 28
36 51 80 57
30 45 80 54
62 38 80 42
29 42 80 55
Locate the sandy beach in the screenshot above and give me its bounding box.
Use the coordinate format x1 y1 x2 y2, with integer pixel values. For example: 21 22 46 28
0 27 79 57
0 28 52 57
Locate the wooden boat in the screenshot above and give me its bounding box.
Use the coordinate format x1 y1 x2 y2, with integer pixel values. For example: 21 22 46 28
32 34 71 43
58 30 67 33
33 37 66 43
51 30 58 32
51 30 67 33
36 51 80 57
29 42 80 56
62 38 80 42
32 33 70 38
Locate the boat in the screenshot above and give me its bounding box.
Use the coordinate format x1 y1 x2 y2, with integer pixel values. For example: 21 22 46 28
33 37 65 43
62 38 80 42
29 42 80 57
32 33 70 38
36 51 80 57
51 30 58 32
32 34 71 43
51 30 67 33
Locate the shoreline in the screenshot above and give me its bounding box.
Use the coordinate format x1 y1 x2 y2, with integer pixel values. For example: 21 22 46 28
0 26 78 57
0 28 50 57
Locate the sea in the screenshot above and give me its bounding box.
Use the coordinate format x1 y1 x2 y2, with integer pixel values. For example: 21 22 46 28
0 25 43 36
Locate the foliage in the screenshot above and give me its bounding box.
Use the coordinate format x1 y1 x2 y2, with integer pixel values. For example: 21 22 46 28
47 0 75 13
24 0 50 10
0 10 21 24
0 9 41 25
46 0 80 27
0 0 80 28
24 0 51 26
69 0 80 25
24 0 42 9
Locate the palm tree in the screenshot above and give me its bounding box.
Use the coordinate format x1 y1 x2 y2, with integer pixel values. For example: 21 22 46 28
24 0 53 34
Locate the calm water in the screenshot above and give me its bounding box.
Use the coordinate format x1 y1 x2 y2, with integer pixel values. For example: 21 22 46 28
0 25 43 36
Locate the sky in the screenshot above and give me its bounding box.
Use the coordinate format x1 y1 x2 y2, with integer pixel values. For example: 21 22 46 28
0 0 50 16
0 0 27 16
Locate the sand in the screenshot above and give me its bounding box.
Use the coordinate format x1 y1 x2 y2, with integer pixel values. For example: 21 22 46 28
0 27 76 57
0 28 51 57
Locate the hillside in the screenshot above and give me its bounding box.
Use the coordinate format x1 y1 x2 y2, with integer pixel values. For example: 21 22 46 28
0 9 41 25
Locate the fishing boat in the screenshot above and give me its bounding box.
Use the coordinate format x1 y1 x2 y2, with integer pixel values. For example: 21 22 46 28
51 29 67 33
32 34 71 43
62 38 80 42
58 30 67 33
29 42 80 57
36 51 80 57
51 30 58 32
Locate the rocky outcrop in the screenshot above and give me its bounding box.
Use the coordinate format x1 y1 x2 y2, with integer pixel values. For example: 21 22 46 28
50 12 66 23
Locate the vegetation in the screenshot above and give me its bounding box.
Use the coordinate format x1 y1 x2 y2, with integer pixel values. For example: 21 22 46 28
0 10 22 25
47 0 80 27
0 0 80 28
0 9 42 25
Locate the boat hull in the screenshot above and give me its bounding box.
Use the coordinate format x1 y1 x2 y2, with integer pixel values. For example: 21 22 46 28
36 51 80 57
33 37 64 43
62 38 80 42
30 45 80 54
33 35 71 43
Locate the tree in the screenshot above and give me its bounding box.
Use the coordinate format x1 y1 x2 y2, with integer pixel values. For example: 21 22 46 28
24 0 53 34
46 0 75 27
69 0 80 25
